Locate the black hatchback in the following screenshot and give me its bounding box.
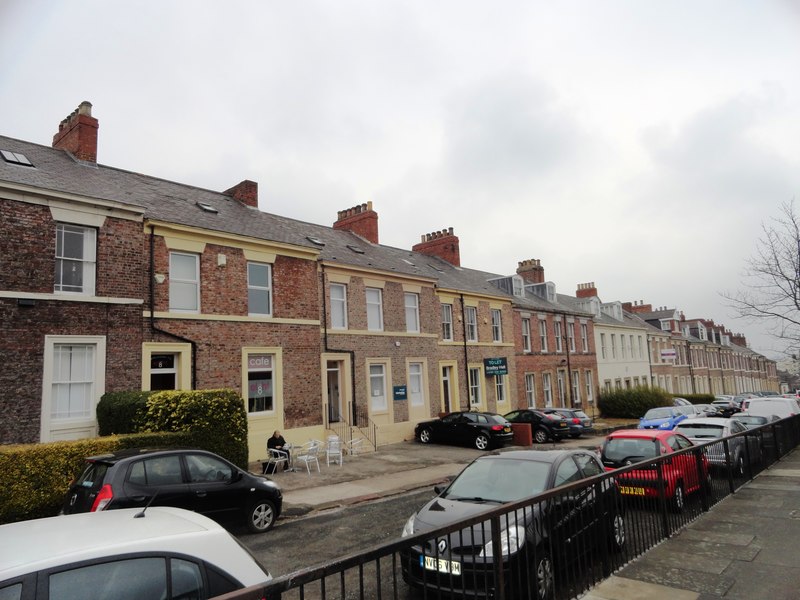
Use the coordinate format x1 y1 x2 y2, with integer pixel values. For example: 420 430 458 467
415 411 514 450
61 448 282 533
504 409 570 444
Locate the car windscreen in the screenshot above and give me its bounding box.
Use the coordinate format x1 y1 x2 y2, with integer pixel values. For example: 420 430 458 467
444 457 551 502
675 423 724 439
603 438 658 463
643 408 674 419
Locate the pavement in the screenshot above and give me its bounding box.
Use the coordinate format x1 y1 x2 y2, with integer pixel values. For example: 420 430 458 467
249 433 800 600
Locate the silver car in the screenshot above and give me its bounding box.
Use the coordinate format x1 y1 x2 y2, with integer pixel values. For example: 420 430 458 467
675 417 762 476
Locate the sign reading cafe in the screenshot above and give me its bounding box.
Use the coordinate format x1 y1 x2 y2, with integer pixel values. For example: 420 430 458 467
483 357 508 376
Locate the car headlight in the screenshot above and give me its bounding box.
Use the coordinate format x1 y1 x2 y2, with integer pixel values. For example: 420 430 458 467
660 422 671 429
480 525 525 558
401 514 416 537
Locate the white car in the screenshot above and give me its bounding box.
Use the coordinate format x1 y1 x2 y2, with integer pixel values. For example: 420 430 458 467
741 397 800 419
675 417 762 475
0 507 271 600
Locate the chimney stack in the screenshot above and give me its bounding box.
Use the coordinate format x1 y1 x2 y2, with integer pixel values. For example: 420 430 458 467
623 300 653 314
52 101 98 163
224 180 258 208
576 282 598 299
516 259 545 284
412 227 460 266
333 202 379 244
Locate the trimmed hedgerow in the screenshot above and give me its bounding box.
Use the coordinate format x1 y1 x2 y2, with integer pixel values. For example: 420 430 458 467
597 386 675 419
96 391 152 435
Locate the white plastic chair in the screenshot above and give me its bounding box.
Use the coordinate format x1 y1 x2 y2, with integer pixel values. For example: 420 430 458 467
344 438 364 457
262 448 288 474
295 441 321 474
326 435 344 466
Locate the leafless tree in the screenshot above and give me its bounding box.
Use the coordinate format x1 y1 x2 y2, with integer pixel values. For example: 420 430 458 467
723 200 800 351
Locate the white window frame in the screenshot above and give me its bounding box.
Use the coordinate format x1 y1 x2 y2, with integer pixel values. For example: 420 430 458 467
369 363 388 412
465 306 478 342
584 370 594 404
525 373 536 408
557 370 566 406
405 293 420 333
580 322 589 353
247 262 272 316
495 374 507 403
366 288 384 331
600 333 607 359
539 319 548 353
330 283 348 329
571 370 581 405
554 319 563 353
567 321 576 353
611 334 617 359
246 353 275 414
521 318 532 353
54 223 96 296
542 373 553 407
491 309 502 343
468 367 482 406
408 362 424 407
441 303 453 341
169 252 200 313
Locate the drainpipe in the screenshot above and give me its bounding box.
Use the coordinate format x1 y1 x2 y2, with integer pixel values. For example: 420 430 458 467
460 293 469 411
149 225 197 389
562 315 573 407
320 262 358 426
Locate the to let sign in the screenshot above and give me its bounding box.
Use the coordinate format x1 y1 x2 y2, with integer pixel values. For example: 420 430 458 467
484 357 508 376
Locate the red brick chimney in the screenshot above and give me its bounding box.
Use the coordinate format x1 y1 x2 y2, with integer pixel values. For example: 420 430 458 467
52 101 98 163
333 202 379 244
623 300 653 314
730 333 747 347
576 282 598 298
413 228 460 266
516 259 545 284
224 180 258 208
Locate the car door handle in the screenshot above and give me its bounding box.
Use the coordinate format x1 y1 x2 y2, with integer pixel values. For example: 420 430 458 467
195 490 207 497
131 496 147 502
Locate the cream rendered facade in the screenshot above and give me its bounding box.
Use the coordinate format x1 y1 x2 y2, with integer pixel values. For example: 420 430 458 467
594 322 651 392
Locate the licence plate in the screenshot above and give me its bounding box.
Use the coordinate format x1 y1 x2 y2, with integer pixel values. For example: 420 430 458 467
503 427 511 433
421 555 461 575
619 486 645 496
558 423 567 428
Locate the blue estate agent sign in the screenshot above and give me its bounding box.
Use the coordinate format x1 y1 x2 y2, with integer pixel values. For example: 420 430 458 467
393 385 408 401
484 357 508 376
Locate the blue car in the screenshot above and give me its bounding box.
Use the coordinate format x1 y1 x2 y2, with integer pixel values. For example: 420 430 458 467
638 406 687 430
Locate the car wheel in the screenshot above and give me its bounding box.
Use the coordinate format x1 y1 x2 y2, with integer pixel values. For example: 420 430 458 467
610 513 626 551
475 433 490 451
533 428 549 444
533 547 554 600
671 482 685 513
733 454 745 477
246 499 276 533
418 427 432 444
570 433 581 439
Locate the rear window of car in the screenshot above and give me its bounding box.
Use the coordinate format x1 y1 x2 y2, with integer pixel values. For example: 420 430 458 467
603 438 658 462
676 423 724 439
574 411 589 419
76 462 111 491
643 408 674 419
486 414 508 425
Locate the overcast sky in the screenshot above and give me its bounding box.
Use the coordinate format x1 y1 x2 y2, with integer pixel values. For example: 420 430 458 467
2 1 799 359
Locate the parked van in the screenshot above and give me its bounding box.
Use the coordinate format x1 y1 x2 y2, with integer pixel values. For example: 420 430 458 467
741 397 800 419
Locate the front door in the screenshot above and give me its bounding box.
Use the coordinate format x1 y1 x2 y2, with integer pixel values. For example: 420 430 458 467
327 361 342 423
441 365 453 413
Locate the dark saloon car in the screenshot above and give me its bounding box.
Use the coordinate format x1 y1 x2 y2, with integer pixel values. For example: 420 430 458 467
504 409 570 443
400 450 625 599
415 411 513 450
542 408 594 438
61 448 282 533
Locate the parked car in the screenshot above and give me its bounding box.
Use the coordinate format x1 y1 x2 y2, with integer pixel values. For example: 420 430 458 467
415 411 514 450
741 397 800 418
711 398 742 418
400 449 625 599
637 406 687 430
675 404 709 419
672 397 692 406
0 507 272 600
542 408 595 438
61 448 282 533
732 412 781 455
504 408 571 443
675 417 762 475
600 429 708 511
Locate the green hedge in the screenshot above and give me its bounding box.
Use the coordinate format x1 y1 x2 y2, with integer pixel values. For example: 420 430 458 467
677 393 716 405
1 388 249 525
0 431 194 524
598 386 675 419
96 391 152 435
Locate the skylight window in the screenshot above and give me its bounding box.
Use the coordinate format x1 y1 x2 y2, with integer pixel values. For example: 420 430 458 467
195 201 218 213
402 258 415 266
307 236 325 246
346 244 365 254
1 150 34 167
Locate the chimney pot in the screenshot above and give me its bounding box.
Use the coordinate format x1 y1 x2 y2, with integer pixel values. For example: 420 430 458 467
52 101 99 162
333 201 379 244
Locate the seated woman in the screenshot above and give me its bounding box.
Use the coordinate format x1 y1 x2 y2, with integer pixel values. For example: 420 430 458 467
267 430 290 471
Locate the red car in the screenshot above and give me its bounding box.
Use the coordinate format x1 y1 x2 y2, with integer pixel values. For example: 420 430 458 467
599 429 708 512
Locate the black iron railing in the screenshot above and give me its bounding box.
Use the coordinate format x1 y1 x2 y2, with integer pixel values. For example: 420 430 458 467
216 415 800 600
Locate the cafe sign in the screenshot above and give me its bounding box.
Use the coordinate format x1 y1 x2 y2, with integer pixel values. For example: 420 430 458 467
484 357 508 376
